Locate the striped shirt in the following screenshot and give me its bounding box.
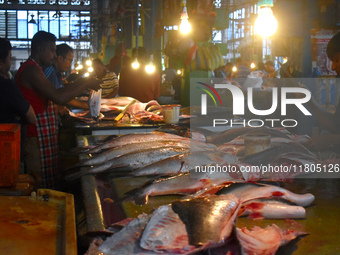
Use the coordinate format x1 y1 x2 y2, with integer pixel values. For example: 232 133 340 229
100 71 118 97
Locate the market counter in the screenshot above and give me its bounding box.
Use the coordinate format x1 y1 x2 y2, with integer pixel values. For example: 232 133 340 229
0 189 77 255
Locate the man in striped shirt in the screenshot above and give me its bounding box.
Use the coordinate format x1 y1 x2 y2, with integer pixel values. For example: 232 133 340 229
92 58 119 98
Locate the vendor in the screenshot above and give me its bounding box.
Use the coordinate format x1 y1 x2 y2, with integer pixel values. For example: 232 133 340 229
303 31 340 150
92 58 119 98
15 31 100 190
119 47 160 103
44 43 89 113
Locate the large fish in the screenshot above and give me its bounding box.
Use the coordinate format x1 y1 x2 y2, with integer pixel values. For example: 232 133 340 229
240 200 306 219
140 205 195 253
125 171 236 205
239 142 316 167
65 146 189 181
132 151 238 176
236 224 307 255
218 183 315 207
98 213 153 255
171 194 241 246
69 140 215 169
87 132 216 154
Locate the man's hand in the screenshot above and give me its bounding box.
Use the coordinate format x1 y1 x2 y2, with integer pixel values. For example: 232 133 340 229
84 76 101 91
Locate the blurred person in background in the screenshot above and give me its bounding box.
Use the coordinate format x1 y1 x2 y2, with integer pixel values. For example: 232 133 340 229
108 43 131 75
119 47 160 103
92 58 119 98
0 37 36 167
232 57 251 87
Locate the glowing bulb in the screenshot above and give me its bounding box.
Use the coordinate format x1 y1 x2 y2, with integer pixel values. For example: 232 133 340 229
88 66 93 72
232 66 237 72
145 63 155 74
86 59 92 66
84 72 90 77
283 57 288 64
254 7 278 37
131 59 140 69
180 18 191 34
250 62 256 69
76 64 83 70
177 69 182 75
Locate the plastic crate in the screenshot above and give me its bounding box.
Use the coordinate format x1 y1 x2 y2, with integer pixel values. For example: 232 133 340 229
0 124 20 187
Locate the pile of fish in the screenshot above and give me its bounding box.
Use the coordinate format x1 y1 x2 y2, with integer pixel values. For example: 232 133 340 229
67 126 318 184
69 96 165 123
86 183 313 255
75 126 319 255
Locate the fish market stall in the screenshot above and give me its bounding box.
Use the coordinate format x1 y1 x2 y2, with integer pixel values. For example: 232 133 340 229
69 128 340 255
68 96 192 136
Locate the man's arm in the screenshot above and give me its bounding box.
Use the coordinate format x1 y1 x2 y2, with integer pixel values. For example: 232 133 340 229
20 64 100 105
25 105 37 124
66 99 89 110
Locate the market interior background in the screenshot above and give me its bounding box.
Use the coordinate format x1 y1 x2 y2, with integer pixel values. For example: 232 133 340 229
1 0 340 254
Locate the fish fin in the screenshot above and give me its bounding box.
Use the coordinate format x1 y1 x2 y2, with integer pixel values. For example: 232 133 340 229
124 179 155 196
64 170 87 181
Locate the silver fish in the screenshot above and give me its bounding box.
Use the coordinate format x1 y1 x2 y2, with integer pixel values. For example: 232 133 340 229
87 132 192 154
66 146 189 181
98 213 153 255
70 140 215 169
126 171 235 205
171 194 241 246
240 200 306 219
140 205 195 253
219 183 315 207
132 151 238 176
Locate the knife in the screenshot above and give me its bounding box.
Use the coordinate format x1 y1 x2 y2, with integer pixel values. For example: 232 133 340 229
114 99 137 121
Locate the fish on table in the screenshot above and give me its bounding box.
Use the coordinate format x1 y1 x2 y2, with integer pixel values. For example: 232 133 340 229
86 132 216 154
240 199 306 219
218 182 315 207
69 140 215 169
236 224 307 255
98 213 154 255
125 171 237 205
139 205 194 253
131 151 238 177
65 146 190 181
171 194 241 247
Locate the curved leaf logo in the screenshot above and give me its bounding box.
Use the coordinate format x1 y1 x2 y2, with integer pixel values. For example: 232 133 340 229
196 82 222 107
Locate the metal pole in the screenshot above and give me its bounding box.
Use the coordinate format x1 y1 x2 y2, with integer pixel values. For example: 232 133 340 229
135 0 140 50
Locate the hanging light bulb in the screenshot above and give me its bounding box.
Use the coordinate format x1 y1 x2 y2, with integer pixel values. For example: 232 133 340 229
131 58 140 69
180 1 191 34
250 62 256 69
85 59 92 66
145 55 155 74
254 1 278 37
232 66 237 72
88 66 93 73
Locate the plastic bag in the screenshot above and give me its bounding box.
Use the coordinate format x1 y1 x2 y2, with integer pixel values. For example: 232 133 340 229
243 71 263 89
88 89 102 119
